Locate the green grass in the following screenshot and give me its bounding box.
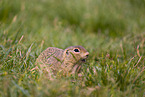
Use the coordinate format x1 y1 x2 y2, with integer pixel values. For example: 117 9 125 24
0 0 145 96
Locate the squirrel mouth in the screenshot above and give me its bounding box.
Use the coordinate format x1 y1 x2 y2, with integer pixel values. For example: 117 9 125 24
81 59 86 62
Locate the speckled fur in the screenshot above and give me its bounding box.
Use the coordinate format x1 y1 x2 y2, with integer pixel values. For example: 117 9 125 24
36 46 89 76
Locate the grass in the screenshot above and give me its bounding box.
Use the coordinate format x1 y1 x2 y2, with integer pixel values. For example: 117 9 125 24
0 0 145 96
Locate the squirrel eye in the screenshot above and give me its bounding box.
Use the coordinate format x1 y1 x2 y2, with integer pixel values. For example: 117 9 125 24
74 49 80 52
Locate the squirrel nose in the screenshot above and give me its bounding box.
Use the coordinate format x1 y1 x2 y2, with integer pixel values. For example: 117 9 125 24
85 52 89 57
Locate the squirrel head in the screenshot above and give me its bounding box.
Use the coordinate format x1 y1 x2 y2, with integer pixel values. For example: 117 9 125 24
63 46 89 64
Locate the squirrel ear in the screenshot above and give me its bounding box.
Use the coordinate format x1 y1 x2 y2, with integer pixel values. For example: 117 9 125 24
66 50 69 55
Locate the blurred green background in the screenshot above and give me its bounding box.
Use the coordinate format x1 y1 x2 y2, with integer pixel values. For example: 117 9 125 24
0 0 145 48
0 0 145 96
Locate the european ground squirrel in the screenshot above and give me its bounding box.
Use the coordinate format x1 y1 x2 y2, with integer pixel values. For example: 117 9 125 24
35 46 89 77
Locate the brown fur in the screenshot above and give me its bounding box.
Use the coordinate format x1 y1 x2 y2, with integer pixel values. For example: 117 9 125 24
35 46 89 77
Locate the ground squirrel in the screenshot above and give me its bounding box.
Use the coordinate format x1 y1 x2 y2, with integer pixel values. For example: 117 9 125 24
35 46 89 76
